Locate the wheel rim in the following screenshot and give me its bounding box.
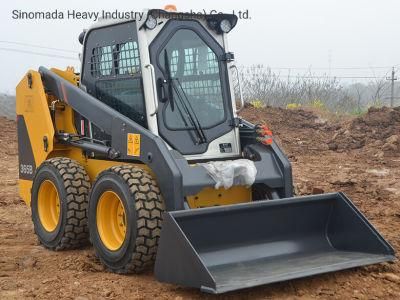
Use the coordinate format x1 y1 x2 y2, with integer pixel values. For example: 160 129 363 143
37 180 60 232
96 191 127 251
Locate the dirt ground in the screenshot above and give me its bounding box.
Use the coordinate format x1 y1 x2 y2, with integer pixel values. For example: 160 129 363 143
0 106 399 299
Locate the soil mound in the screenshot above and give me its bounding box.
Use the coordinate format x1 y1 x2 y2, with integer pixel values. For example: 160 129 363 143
241 105 327 131
327 107 400 153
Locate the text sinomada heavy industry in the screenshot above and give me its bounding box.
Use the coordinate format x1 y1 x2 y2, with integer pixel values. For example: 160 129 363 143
11 10 146 22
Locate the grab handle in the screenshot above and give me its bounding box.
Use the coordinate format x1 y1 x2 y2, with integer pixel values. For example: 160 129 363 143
145 64 158 116
230 65 244 112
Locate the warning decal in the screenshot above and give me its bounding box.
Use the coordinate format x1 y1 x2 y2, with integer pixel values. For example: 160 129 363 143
127 133 141 157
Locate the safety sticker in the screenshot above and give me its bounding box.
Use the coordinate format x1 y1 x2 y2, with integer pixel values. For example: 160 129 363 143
127 133 141 157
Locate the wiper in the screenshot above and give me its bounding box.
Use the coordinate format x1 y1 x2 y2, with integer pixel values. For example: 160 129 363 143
163 50 207 144
172 78 207 144
163 50 196 143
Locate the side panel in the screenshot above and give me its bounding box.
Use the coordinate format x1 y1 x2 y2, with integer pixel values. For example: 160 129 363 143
16 71 55 167
17 116 36 180
16 71 55 204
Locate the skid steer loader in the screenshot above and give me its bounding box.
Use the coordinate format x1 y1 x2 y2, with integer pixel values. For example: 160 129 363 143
16 8 394 294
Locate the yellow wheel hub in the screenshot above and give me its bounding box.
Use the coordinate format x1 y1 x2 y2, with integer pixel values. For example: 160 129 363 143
96 191 127 251
38 180 61 232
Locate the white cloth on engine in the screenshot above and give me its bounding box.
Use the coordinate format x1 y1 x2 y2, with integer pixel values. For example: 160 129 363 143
199 159 257 189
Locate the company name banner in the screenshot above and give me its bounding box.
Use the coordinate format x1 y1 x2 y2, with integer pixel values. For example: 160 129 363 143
11 9 251 22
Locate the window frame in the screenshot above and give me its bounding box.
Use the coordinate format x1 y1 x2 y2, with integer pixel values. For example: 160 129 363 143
154 25 232 131
159 28 226 130
81 21 148 129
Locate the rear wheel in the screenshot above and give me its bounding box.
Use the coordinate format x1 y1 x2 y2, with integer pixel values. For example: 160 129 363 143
88 165 164 273
31 158 91 250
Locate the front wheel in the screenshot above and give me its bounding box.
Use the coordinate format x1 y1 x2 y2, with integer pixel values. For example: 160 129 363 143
88 166 164 273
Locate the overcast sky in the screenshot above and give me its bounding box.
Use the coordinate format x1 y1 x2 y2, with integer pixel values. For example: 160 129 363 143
1 0 399 94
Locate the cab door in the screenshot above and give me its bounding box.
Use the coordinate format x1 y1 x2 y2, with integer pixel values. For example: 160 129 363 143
149 20 236 156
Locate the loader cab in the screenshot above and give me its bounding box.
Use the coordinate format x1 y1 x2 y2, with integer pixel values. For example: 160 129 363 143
80 10 240 160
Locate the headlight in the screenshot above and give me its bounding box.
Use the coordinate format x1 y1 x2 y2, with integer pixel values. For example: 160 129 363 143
145 15 157 30
219 19 232 33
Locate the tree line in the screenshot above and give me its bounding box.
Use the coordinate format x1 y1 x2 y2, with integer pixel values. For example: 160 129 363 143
234 65 398 113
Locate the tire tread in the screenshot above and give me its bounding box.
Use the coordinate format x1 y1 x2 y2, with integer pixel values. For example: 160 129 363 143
94 165 164 273
33 157 90 250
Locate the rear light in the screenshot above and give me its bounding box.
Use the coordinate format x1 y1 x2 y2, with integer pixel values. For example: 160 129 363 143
256 124 273 145
257 137 273 145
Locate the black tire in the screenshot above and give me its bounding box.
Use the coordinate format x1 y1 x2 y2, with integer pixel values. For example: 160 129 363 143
31 157 91 250
88 165 164 273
